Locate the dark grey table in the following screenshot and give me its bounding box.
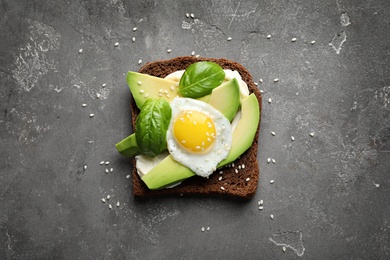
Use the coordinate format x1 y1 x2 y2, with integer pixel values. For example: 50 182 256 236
1 0 389 259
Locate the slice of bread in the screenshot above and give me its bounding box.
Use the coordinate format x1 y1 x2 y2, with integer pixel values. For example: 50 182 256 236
129 56 262 199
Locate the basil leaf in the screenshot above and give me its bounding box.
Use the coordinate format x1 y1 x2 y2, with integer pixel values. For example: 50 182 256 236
179 61 225 98
136 98 172 157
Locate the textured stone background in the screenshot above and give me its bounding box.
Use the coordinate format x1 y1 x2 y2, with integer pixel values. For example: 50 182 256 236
1 0 389 259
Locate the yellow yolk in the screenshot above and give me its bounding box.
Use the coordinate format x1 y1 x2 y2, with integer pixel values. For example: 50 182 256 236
173 110 216 153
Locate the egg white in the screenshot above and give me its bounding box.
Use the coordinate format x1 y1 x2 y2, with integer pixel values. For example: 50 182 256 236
166 97 232 177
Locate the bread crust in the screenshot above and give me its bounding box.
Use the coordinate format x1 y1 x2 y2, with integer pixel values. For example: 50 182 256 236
129 56 262 199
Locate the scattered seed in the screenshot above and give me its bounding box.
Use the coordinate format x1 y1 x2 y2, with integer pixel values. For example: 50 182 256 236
227 37 232 41
82 103 87 107
374 183 380 188
271 131 276 136
185 13 189 18
291 136 295 141
167 49 172 53
206 227 210 231
267 158 271 163
242 164 245 169
96 93 101 99
83 165 87 170
270 214 274 219
270 180 275 184
101 198 106 203
126 175 131 179
259 78 263 83
190 13 195 18
102 83 106 87
116 201 120 207
201 227 205 232
133 27 137 31
100 161 104 165
191 51 195 56
291 37 297 42
311 40 316 45
79 49 83 53
132 37 135 42
266 34 272 39
272 159 276 164
282 247 286 252
89 113 94 118
235 169 238 173
268 98 272 103
220 186 226 191
245 177 250 182
195 54 200 58
138 59 142 65
110 168 113 173
259 199 264 205
114 42 119 47
219 171 223 174
254 82 258 86
105 169 109 174
274 78 279 82
108 204 112 210
259 90 264 93
310 132 315 137
105 161 109 165
106 195 110 200
258 206 264 210
137 81 142 85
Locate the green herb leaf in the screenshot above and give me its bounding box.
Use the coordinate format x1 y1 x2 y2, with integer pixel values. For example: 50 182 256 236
179 61 225 98
136 98 172 157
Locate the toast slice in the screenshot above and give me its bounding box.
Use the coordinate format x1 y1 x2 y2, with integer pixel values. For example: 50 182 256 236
129 56 262 199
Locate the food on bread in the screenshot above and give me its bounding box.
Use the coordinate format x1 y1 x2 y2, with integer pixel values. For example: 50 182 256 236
116 56 262 199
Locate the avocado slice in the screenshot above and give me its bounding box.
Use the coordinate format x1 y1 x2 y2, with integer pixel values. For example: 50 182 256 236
141 155 195 189
141 93 260 190
218 93 260 167
207 78 240 121
115 133 141 157
126 71 180 109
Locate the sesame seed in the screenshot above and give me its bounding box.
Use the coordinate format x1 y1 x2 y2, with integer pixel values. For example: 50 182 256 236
291 37 297 42
144 93 149 98
106 195 110 200
138 59 142 65
79 49 83 53
105 161 109 165
139 90 144 94
219 171 223 174
259 199 263 205
201 227 205 232
96 93 101 99
195 54 200 58
227 37 232 41
108 204 112 210
83 165 87 170
272 159 276 164
191 51 195 56
219 176 222 181
133 27 137 31
259 90 264 93
245 177 250 182
238 165 242 170
268 98 272 103
89 113 94 118
242 164 245 169
232 163 235 167
291 136 295 141
105 169 109 173
274 78 279 82
102 83 106 87
82 103 87 107
266 34 272 39
267 158 271 163
310 132 315 137
100 161 104 165
270 180 274 184
110 168 113 172
126 175 131 179
235 169 238 173
270 214 274 219
116 201 120 207
101 198 106 203
190 13 195 18
254 82 258 86
258 206 264 210
220 186 225 191
185 13 189 18
137 81 142 85
282 247 286 252
114 42 119 47
311 40 316 45
167 49 172 53
271 131 275 136
132 37 135 42
259 79 263 83
206 227 210 231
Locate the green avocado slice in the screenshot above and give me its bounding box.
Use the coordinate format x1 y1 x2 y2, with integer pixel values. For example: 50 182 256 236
115 133 141 157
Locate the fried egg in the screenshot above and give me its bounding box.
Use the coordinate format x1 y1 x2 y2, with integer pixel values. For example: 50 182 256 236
166 97 232 177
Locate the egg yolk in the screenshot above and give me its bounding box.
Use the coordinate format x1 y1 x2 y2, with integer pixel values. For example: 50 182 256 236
173 110 216 153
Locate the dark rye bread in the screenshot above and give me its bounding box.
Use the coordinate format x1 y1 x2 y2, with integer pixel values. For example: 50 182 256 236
130 56 262 199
